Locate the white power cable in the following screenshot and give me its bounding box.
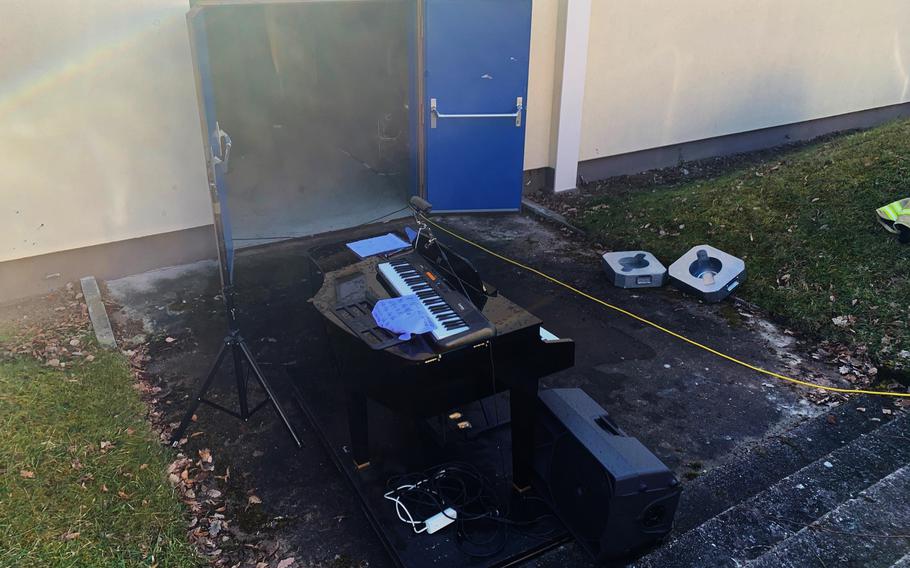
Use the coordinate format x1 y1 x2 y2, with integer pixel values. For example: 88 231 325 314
384 484 428 534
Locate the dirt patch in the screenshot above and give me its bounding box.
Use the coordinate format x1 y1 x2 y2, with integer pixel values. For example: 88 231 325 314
0 283 94 368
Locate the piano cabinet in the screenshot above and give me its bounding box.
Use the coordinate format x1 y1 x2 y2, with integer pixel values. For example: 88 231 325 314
313 257 575 490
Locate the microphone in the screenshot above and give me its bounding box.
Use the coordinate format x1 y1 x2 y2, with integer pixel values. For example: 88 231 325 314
409 196 433 215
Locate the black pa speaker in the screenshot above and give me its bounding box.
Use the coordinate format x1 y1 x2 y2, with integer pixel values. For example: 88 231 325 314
533 388 681 561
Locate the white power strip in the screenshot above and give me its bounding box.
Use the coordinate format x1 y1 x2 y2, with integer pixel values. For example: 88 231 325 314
425 508 457 534
384 485 457 535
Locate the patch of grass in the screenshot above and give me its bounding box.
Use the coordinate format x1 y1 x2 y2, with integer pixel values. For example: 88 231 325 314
577 119 910 370
0 325 14 346
0 349 200 567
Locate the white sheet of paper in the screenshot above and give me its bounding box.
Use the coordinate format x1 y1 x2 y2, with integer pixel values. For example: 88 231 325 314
372 295 435 340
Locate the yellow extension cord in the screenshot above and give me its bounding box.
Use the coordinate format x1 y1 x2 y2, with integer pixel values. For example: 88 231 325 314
426 218 910 399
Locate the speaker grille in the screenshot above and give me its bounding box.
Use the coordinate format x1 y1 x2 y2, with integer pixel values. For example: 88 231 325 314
548 433 613 544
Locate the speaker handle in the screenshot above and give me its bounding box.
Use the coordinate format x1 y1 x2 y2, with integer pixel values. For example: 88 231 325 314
595 414 627 437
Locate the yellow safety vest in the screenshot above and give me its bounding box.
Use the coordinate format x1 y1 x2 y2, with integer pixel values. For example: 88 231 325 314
876 198 910 240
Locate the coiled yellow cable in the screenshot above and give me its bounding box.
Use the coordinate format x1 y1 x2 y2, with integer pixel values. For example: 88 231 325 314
427 218 910 399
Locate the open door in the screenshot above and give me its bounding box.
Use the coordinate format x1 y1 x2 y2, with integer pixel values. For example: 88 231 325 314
187 5 236 280
423 0 533 212
187 0 533 230
187 1 414 246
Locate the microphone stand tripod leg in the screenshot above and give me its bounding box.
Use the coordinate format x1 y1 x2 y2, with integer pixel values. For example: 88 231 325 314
169 333 303 448
170 339 230 445
238 337 303 448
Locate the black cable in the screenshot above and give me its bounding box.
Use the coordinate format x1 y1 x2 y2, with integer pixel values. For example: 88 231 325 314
384 460 556 558
381 336 557 560
357 205 412 227
231 205 410 242
385 462 507 556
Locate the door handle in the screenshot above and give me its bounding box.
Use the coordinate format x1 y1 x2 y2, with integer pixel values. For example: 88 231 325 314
430 97 523 128
212 124 232 172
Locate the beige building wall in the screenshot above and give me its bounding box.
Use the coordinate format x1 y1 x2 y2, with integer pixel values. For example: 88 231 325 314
0 0 212 264
523 0 558 170
5 0 910 265
579 0 910 161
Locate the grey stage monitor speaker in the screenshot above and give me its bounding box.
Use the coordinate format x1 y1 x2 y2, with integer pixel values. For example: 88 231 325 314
533 388 681 561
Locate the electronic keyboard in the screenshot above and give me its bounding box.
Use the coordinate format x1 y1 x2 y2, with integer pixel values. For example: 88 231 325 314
377 253 495 351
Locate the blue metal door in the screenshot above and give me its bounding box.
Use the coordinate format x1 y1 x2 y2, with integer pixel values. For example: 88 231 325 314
424 0 532 212
187 6 237 282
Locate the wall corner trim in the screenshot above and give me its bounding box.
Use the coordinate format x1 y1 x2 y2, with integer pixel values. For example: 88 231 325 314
551 0 592 193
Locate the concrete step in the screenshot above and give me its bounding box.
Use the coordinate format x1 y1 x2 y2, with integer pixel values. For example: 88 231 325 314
632 410 910 568
672 395 900 534
746 465 910 568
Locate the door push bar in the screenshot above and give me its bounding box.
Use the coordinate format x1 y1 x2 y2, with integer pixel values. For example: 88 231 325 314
430 97 523 128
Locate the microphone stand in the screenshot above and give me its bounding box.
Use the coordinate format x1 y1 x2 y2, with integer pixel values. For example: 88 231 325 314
169 283 302 447
170 130 301 447
408 197 476 307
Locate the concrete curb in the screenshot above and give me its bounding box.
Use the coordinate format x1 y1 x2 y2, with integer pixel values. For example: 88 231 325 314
520 197 586 235
80 276 117 349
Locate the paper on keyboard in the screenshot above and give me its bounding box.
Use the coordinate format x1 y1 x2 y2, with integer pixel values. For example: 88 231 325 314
372 294 435 341
346 233 410 259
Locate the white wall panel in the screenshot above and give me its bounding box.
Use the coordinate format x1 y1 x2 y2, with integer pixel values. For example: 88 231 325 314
0 0 212 262
579 0 910 161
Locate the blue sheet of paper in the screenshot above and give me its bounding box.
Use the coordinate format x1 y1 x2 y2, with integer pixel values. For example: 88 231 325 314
346 233 410 259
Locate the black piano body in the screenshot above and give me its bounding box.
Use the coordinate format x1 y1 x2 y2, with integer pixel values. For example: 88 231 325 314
312 247 574 489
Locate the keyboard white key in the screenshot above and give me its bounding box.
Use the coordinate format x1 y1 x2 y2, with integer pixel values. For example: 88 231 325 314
539 326 560 341
378 261 470 341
